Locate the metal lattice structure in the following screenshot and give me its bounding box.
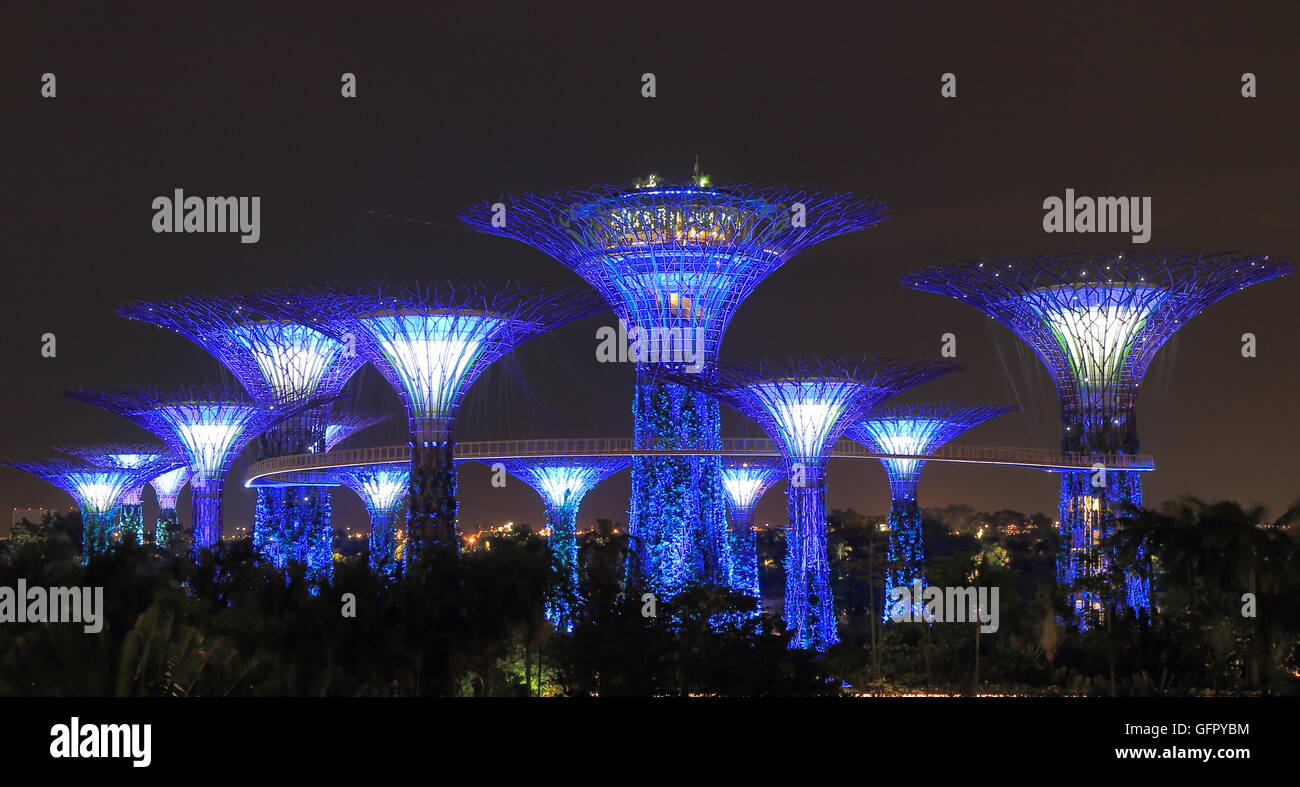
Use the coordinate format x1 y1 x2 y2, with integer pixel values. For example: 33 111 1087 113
901 249 1293 619
497 456 630 630
460 179 890 594
719 457 785 600
119 291 365 575
322 411 392 453
147 465 191 551
64 385 326 553
2 456 181 557
264 280 606 561
848 402 1015 615
53 442 175 543
660 357 960 650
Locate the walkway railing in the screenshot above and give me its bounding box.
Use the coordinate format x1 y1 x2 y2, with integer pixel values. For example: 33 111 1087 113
243 438 1155 488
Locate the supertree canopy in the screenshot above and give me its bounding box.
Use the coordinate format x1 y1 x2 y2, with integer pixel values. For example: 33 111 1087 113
147 465 191 552
901 250 1292 619
661 357 960 650
2 456 181 557
847 402 1015 617
119 293 365 577
270 280 606 563
460 178 890 594
53 442 174 543
497 456 630 630
333 462 410 575
64 386 325 554
321 412 392 453
719 457 785 600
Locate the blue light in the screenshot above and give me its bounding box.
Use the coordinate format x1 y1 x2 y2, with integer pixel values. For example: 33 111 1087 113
849 403 1014 621
226 322 350 400
719 458 783 599
337 463 410 576
500 457 628 629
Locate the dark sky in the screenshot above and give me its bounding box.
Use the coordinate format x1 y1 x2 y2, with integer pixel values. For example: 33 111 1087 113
3 2 1298 537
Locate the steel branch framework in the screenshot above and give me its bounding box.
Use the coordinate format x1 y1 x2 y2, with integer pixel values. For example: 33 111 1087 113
901 249 1292 620
64 385 325 554
497 456 630 630
661 356 960 650
266 280 606 563
848 402 1015 615
53 443 175 543
2 456 181 557
119 292 365 575
460 180 890 594
322 411 392 453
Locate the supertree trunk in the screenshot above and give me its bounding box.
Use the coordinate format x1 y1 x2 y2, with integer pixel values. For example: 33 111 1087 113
407 441 458 562
884 482 926 621
191 477 224 553
368 510 398 576
727 507 761 600
784 481 837 651
545 502 581 631
118 485 145 544
156 506 182 553
82 509 117 560
629 373 726 596
1059 469 1146 621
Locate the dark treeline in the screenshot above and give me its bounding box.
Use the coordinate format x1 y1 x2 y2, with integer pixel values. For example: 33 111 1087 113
1 497 1298 696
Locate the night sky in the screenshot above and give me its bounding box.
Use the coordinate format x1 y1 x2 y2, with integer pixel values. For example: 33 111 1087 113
3 3 1297 538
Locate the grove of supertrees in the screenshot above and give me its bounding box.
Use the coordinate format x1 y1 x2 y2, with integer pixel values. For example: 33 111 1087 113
718 456 785 601
118 294 365 576
266 280 606 565
901 250 1293 622
459 176 890 598
847 402 1015 615
52 442 175 543
660 357 961 651
1 456 181 557
497 456 630 629
63 385 327 554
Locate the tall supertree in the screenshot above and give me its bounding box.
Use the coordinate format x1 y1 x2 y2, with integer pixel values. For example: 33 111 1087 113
901 250 1292 620
662 357 959 650
322 412 392 453
64 386 325 554
270 281 606 564
147 465 190 551
118 293 365 574
847 402 1015 617
718 457 785 600
2 457 181 558
461 177 889 596
497 457 630 630
53 443 174 543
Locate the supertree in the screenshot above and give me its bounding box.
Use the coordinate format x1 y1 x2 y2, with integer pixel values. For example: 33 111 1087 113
147 465 190 551
118 293 365 575
497 457 630 630
322 411 392 453
2 456 181 558
267 281 606 564
64 385 326 554
661 357 960 650
460 176 889 596
53 442 174 543
718 457 785 600
327 462 409 576
901 250 1292 620
847 402 1015 618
